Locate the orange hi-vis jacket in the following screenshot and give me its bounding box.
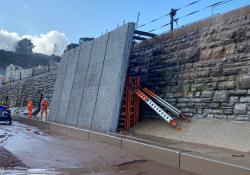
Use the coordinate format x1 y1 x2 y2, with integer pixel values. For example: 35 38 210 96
41 100 48 111
28 100 33 111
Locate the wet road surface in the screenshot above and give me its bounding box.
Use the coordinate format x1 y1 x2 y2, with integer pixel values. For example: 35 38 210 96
0 122 199 174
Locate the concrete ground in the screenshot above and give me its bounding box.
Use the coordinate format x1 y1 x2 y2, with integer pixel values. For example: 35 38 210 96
0 122 197 175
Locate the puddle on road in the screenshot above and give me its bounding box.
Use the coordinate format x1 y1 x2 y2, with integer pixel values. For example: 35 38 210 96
0 161 199 175
232 154 245 158
115 159 146 167
0 134 11 144
33 130 48 136
59 160 198 175
0 135 6 138
0 169 60 175
24 126 48 136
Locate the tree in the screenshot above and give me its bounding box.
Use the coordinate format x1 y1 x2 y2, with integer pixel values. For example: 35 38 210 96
66 43 79 51
52 43 59 56
15 38 34 54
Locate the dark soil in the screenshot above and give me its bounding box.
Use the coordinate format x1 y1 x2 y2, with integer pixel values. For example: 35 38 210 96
0 147 28 169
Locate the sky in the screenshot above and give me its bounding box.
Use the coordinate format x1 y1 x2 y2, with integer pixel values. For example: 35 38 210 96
0 0 249 55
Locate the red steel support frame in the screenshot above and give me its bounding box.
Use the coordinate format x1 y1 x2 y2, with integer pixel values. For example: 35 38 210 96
124 76 140 130
134 76 140 125
125 77 132 130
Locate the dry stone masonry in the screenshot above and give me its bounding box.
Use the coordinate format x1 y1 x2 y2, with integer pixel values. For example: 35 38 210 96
0 70 56 107
128 5 250 121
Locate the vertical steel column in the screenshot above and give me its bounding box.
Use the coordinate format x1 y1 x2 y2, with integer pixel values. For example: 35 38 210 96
128 77 132 129
134 76 140 125
125 78 129 129
125 77 132 129
123 76 141 130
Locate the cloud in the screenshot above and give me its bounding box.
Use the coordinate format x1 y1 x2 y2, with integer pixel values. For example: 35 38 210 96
23 31 69 56
0 29 69 55
0 30 20 51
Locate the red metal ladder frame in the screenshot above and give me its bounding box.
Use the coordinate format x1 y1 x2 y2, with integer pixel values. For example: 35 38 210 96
124 76 140 130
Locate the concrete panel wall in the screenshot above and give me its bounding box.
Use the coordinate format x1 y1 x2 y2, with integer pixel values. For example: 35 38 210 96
49 23 135 132
65 41 93 126
92 23 135 132
77 34 109 129
48 51 70 122
55 48 80 124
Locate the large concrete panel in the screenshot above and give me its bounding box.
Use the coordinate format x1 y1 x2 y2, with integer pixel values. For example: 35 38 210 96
48 51 70 122
92 23 135 132
180 152 250 175
76 86 98 128
77 34 109 129
50 23 135 132
55 48 80 124
65 41 93 126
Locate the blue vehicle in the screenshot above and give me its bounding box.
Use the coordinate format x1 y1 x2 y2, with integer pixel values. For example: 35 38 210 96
0 105 12 125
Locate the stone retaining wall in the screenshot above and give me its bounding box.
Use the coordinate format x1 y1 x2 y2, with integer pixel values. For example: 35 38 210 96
129 5 250 121
0 70 56 107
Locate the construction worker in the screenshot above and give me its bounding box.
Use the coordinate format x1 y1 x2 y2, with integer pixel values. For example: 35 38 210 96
28 99 33 119
40 98 48 121
4 96 9 109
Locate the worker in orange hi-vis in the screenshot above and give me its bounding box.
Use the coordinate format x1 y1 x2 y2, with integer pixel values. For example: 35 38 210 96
40 98 49 121
27 99 33 119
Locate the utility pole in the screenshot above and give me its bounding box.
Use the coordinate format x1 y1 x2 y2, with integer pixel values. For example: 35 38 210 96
136 11 141 29
170 8 177 31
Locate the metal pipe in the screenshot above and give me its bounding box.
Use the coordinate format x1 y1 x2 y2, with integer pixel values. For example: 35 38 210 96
143 88 181 115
